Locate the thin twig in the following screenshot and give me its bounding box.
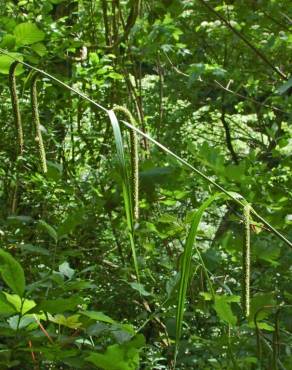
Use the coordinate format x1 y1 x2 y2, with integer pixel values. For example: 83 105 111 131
163 51 287 114
197 0 287 80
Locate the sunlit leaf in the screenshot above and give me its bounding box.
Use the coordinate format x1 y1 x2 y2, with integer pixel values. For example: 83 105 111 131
14 22 45 46
0 249 25 297
48 314 82 329
86 334 145 370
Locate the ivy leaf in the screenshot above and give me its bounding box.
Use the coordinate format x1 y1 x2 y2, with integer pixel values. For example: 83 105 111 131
0 249 25 297
14 22 45 46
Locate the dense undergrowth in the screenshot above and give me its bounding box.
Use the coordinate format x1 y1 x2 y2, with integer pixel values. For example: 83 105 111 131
0 1 291 369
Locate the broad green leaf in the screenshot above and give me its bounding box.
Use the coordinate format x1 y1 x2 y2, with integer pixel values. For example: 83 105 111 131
198 141 225 173
48 314 82 329
154 214 184 238
108 72 123 80
46 161 63 181
176 193 226 349
86 334 145 370
36 297 83 314
0 249 25 297
158 214 179 224
59 261 75 279
57 209 85 238
65 280 97 290
31 42 47 56
224 162 247 183
20 244 50 256
80 310 116 324
0 17 17 32
200 292 213 301
0 293 17 315
256 322 274 331
129 282 151 296
254 241 280 265
38 220 58 243
0 53 23 75
214 295 237 326
0 34 16 49
14 22 45 46
7 312 45 331
8 315 34 330
277 77 292 95
248 293 275 325
8 315 34 331
3 293 35 314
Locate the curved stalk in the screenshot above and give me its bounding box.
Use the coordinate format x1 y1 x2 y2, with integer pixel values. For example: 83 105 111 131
31 72 47 174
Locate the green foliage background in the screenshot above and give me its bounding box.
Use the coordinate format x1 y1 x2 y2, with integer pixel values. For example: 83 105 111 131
0 0 291 369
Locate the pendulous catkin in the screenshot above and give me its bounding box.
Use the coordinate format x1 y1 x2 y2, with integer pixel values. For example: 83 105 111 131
31 72 47 174
9 61 24 156
242 204 251 317
113 105 139 221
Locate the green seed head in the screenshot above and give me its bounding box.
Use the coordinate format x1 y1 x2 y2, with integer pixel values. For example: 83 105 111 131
242 204 251 318
113 105 139 220
31 72 47 174
9 61 24 156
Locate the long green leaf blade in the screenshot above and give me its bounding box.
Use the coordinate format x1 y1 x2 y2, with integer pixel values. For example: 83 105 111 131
175 193 226 354
108 110 139 282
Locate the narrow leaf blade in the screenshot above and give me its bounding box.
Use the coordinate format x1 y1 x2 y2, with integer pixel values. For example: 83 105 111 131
176 193 226 348
108 110 139 282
